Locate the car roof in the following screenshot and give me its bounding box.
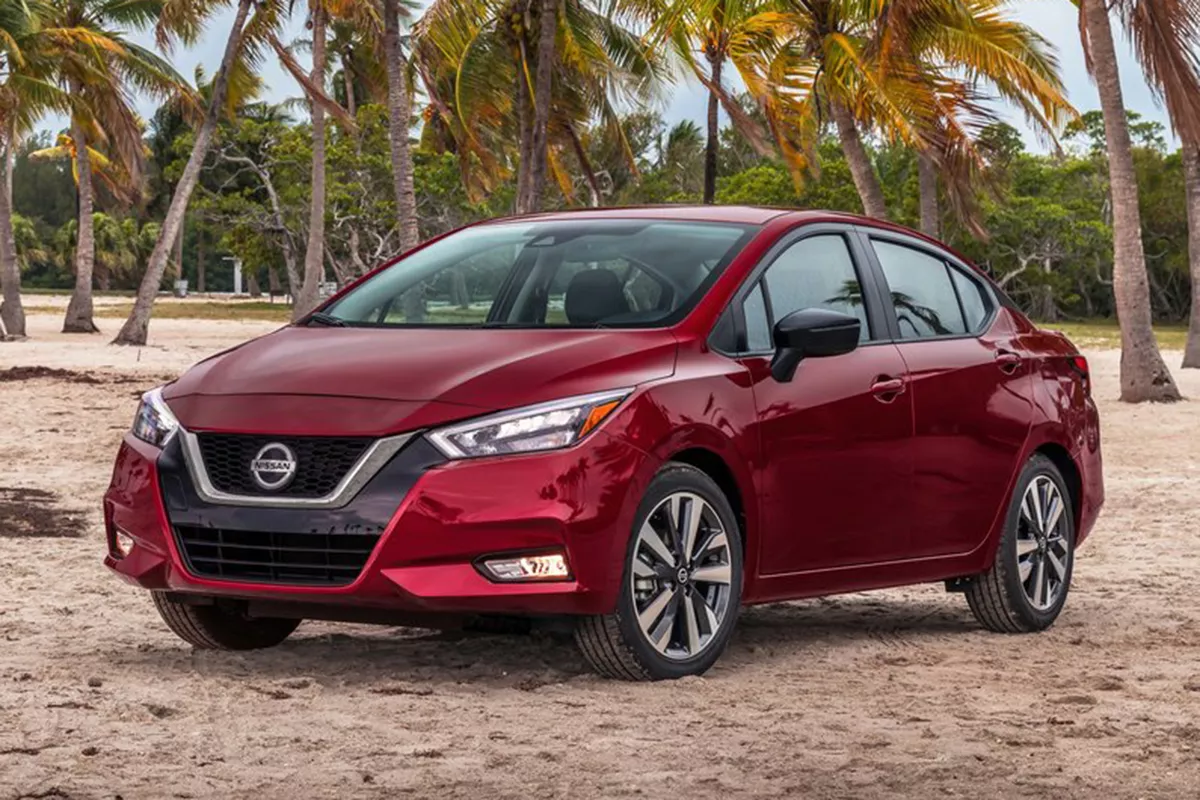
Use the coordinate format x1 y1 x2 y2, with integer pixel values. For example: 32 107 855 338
480 205 931 236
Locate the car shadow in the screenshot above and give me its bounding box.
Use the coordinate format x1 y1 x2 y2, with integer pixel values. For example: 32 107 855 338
110 595 978 688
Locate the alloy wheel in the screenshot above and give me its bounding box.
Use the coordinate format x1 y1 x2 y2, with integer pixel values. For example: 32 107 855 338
629 491 733 660
1016 475 1071 611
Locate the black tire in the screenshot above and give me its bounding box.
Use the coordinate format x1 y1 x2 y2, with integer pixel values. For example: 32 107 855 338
575 462 743 680
152 593 300 650
966 454 1075 633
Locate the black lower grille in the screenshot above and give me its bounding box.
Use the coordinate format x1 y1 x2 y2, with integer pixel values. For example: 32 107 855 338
175 525 380 586
196 434 373 498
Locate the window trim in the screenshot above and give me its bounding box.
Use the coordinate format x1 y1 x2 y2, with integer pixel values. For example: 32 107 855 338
855 228 998 343
707 223 891 357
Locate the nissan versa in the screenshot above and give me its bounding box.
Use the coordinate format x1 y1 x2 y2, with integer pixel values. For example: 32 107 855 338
104 206 1104 680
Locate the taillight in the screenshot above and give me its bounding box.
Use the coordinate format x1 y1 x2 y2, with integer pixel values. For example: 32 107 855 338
1069 355 1090 396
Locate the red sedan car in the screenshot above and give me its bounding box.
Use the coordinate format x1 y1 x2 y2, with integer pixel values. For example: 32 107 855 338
104 206 1103 680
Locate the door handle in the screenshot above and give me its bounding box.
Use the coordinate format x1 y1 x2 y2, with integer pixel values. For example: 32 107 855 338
995 350 1022 374
870 376 906 402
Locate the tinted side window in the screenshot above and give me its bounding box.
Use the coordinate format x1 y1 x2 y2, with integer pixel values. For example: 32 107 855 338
762 235 870 342
743 283 772 351
949 266 990 331
872 240 966 339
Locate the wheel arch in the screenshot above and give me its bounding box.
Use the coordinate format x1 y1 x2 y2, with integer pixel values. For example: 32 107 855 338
668 447 747 550
649 430 760 596
1031 441 1083 531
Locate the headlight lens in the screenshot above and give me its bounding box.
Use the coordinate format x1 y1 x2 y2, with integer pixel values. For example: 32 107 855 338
427 389 631 459
131 386 180 448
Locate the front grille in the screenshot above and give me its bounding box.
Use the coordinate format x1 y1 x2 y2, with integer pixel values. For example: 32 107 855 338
174 525 379 586
196 434 373 498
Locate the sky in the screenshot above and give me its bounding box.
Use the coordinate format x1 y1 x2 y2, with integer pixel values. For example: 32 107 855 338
59 0 1178 151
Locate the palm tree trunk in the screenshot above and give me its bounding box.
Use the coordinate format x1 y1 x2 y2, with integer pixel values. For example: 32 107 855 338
520 0 557 214
173 222 184 281
1182 139 1200 368
64 113 98 333
830 100 888 220
917 153 939 237
0 129 25 338
383 0 419 251
294 5 328 321
566 122 601 207
114 0 256 345
515 61 533 210
1081 0 1180 401
343 59 357 119
196 229 206 293
703 55 722 205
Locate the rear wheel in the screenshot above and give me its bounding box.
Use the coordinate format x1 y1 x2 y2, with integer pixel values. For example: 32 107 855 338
152 593 300 650
575 463 743 680
966 454 1075 632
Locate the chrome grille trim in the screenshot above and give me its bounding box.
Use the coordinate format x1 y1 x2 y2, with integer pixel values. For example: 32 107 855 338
178 429 417 508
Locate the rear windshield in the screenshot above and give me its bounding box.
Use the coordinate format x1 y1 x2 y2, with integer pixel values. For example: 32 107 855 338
322 219 758 328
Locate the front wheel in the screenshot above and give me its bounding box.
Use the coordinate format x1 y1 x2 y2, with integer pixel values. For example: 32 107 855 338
965 454 1075 632
152 593 300 650
575 463 743 680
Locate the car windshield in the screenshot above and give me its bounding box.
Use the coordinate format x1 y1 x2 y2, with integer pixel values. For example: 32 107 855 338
321 219 758 328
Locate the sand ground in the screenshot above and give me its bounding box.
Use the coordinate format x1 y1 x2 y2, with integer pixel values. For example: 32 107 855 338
1 312 1198 799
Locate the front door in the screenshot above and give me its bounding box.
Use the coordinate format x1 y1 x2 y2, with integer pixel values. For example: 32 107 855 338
734 230 915 575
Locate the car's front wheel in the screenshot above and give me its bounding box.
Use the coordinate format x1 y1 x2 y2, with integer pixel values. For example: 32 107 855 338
575 463 743 680
965 454 1075 632
152 593 301 650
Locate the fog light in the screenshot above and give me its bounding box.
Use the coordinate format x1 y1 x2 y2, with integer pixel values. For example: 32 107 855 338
113 529 135 559
481 552 570 582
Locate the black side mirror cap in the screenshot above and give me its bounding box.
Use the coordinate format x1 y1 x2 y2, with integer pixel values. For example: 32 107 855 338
770 308 862 382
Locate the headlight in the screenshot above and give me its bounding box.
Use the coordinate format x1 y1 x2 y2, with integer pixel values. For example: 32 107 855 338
131 386 180 448
427 389 631 459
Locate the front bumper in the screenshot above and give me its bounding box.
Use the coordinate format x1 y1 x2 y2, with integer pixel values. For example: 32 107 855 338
103 429 653 617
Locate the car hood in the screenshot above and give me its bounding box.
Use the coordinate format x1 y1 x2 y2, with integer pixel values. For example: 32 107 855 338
163 326 678 437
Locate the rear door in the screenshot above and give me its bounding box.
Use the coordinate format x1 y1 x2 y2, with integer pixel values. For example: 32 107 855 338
859 229 1033 558
720 225 916 574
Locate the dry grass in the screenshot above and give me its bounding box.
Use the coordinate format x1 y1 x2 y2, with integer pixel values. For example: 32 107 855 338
1045 319 1190 351
22 301 294 322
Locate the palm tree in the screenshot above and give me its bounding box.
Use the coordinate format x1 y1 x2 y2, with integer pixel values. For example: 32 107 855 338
382 0 419 249
414 0 664 210
891 1 1073 237
655 0 789 204
115 0 292 346
0 0 66 338
1184 140 1200 368
296 1 331 319
0 0 35 339
1077 0 1200 401
749 0 1071 225
522 0 557 213
40 0 188 334
270 2 370 319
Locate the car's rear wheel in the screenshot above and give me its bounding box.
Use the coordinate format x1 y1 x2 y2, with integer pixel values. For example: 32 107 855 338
152 593 300 650
965 454 1075 632
575 463 743 680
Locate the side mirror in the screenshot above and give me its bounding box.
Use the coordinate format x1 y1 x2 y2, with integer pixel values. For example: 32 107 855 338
770 308 862 382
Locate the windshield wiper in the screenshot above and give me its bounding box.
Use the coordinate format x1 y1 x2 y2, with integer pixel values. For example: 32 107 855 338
304 311 346 327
